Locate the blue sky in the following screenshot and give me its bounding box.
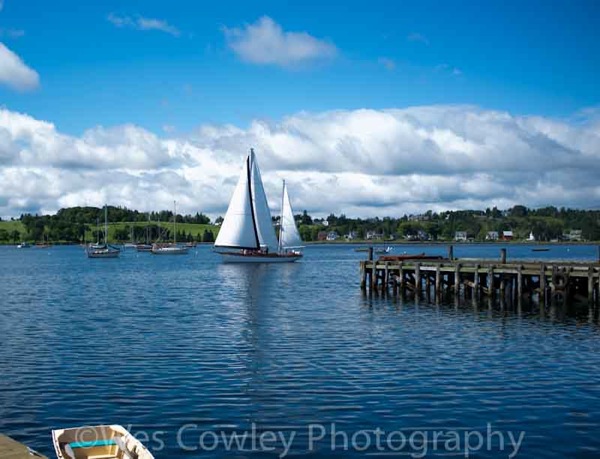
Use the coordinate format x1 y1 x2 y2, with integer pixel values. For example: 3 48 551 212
0 0 599 218
1 0 599 135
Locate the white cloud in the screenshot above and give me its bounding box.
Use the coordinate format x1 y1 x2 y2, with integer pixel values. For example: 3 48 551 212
0 42 39 91
107 13 180 37
223 16 337 67
0 105 599 219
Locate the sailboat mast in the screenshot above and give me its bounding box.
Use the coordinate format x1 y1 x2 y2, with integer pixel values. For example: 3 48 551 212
104 205 108 245
248 149 260 249
174 200 177 244
278 180 285 254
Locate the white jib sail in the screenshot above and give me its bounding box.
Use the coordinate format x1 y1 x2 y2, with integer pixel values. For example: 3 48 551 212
214 156 259 249
249 151 279 252
280 182 303 248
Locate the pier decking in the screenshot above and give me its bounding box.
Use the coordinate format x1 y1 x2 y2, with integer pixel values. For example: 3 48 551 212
360 247 600 306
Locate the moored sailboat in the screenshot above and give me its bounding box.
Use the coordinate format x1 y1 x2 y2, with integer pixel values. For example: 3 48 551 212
136 213 154 252
151 201 189 255
87 206 120 258
214 148 303 263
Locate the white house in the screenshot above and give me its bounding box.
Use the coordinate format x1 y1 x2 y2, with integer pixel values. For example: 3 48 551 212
326 231 339 241
486 231 499 241
455 231 468 242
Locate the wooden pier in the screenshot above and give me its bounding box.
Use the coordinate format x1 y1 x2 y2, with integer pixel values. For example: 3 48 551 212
360 246 600 306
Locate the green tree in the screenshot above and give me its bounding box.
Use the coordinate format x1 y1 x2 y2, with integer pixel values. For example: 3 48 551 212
10 230 21 243
202 229 215 243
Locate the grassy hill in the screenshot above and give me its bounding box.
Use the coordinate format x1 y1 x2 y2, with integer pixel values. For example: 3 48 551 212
0 221 26 243
0 220 219 244
100 222 219 243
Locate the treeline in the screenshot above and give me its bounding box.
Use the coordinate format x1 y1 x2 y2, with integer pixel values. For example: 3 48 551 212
4 204 600 244
16 206 212 243
295 206 600 242
110 225 215 244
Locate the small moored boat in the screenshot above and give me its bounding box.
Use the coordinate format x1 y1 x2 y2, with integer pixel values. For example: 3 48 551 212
151 201 190 255
52 425 154 459
87 206 120 259
17 242 31 249
135 244 153 252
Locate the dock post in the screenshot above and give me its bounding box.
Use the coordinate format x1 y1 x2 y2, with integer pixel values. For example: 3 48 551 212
588 267 594 305
448 245 454 261
454 263 461 297
391 269 398 297
371 262 377 292
500 248 507 264
487 266 494 298
540 265 547 307
435 265 441 297
517 265 523 299
368 247 373 261
360 261 367 291
383 261 389 293
473 264 480 299
415 263 421 295
399 262 405 295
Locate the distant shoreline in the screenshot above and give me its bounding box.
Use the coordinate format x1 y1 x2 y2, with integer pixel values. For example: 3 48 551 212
304 240 599 246
1 240 598 247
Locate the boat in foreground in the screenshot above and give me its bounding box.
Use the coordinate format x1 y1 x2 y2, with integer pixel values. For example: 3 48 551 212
52 425 154 459
0 433 46 459
214 149 303 263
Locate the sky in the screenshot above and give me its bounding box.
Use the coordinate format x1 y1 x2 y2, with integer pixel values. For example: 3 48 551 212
0 0 599 219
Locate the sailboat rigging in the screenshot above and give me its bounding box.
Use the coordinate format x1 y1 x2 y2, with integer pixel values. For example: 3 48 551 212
87 205 120 258
214 148 303 263
151 201 189 255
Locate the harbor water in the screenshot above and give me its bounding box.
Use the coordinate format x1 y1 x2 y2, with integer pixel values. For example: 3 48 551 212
1 244 599 458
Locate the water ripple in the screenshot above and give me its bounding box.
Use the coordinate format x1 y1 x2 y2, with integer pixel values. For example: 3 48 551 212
1 244 600 458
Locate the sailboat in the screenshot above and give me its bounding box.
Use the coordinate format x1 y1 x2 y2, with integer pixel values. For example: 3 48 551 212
151 201 189 255
214 148 303 263
278 179 304 256
87 205 120 258
136 213 153 252
123 225 137 249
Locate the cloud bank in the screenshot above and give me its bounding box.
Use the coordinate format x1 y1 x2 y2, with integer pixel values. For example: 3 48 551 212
0 105 598 219
0 42 39 91
223 16 337 67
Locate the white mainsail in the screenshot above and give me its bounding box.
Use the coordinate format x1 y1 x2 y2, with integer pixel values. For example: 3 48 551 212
215 149 279 251
279 181 303 249
249 151 279 252
214 155 260 249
